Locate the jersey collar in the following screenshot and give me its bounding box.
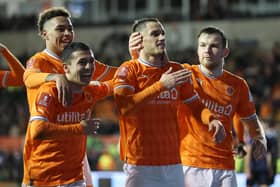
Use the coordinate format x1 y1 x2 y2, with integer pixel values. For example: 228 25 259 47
44 49 62 61
138 57 166 68
198 64 223 79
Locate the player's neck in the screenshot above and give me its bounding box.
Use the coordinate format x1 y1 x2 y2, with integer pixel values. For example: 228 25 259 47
44 48 61 60
199 64 223 78
46 44 62 58
139 53 168 67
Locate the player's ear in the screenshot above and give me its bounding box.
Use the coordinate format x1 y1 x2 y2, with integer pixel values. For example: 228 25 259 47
40 30 48 40
63 63 70 73
223 47 230 58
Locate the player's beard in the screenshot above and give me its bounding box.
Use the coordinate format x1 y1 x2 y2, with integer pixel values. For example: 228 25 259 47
202 58 221 70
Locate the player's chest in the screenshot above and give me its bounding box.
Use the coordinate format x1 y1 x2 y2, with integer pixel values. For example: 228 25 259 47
40 60 64 74
193 76 237 104
134 68 166 89
55 98 94 124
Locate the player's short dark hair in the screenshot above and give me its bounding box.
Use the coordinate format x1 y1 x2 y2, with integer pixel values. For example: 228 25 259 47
61 42 91 64
37 7 71 35
197 26 228 48
132 18 160 32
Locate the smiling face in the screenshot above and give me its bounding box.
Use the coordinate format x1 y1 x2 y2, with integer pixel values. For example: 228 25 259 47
197 33 229 70
141 21 166 56
64 49 95 86
42 16 74 56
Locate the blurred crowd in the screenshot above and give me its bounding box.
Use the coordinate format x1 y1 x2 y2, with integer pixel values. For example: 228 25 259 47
0 32 279 184
1 0 280 31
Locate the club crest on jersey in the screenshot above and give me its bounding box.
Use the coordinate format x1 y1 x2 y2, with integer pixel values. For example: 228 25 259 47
226 86 234 96
117 66 129 79
37 93 52 107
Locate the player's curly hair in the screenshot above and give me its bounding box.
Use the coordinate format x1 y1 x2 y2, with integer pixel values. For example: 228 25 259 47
37 7 71 36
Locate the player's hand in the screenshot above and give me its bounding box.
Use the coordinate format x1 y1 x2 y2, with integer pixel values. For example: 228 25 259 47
252 136 267 160
80 119 101 135
209 119 226 143
233 142 247 158
160 67 192 89
54 74 72 107
246 171 252 180
129 32 143 59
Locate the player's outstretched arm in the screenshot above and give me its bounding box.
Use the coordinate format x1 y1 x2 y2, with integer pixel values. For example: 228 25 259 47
88 80 113 98
0 43 25 87
232 114 247 158
46 74 71 107
92 32 143 82
92 60 117 82
242 116 267 160
24 67 72 107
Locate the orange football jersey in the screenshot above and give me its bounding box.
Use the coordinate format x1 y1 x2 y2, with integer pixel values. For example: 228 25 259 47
114 58 198 165
179 64 256 170
23 81 110 186
24 49 117 110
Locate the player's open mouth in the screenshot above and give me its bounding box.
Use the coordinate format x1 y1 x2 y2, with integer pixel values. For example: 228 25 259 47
61 39 72 46
157 42 165 48
81 73 92 78
81 72 92 79
62 41 71 45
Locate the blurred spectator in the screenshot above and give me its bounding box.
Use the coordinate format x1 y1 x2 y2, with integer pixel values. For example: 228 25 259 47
86 136 122 171
245 119 278 187
244 80 280 186
87 137 104 171
97 149 116 171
